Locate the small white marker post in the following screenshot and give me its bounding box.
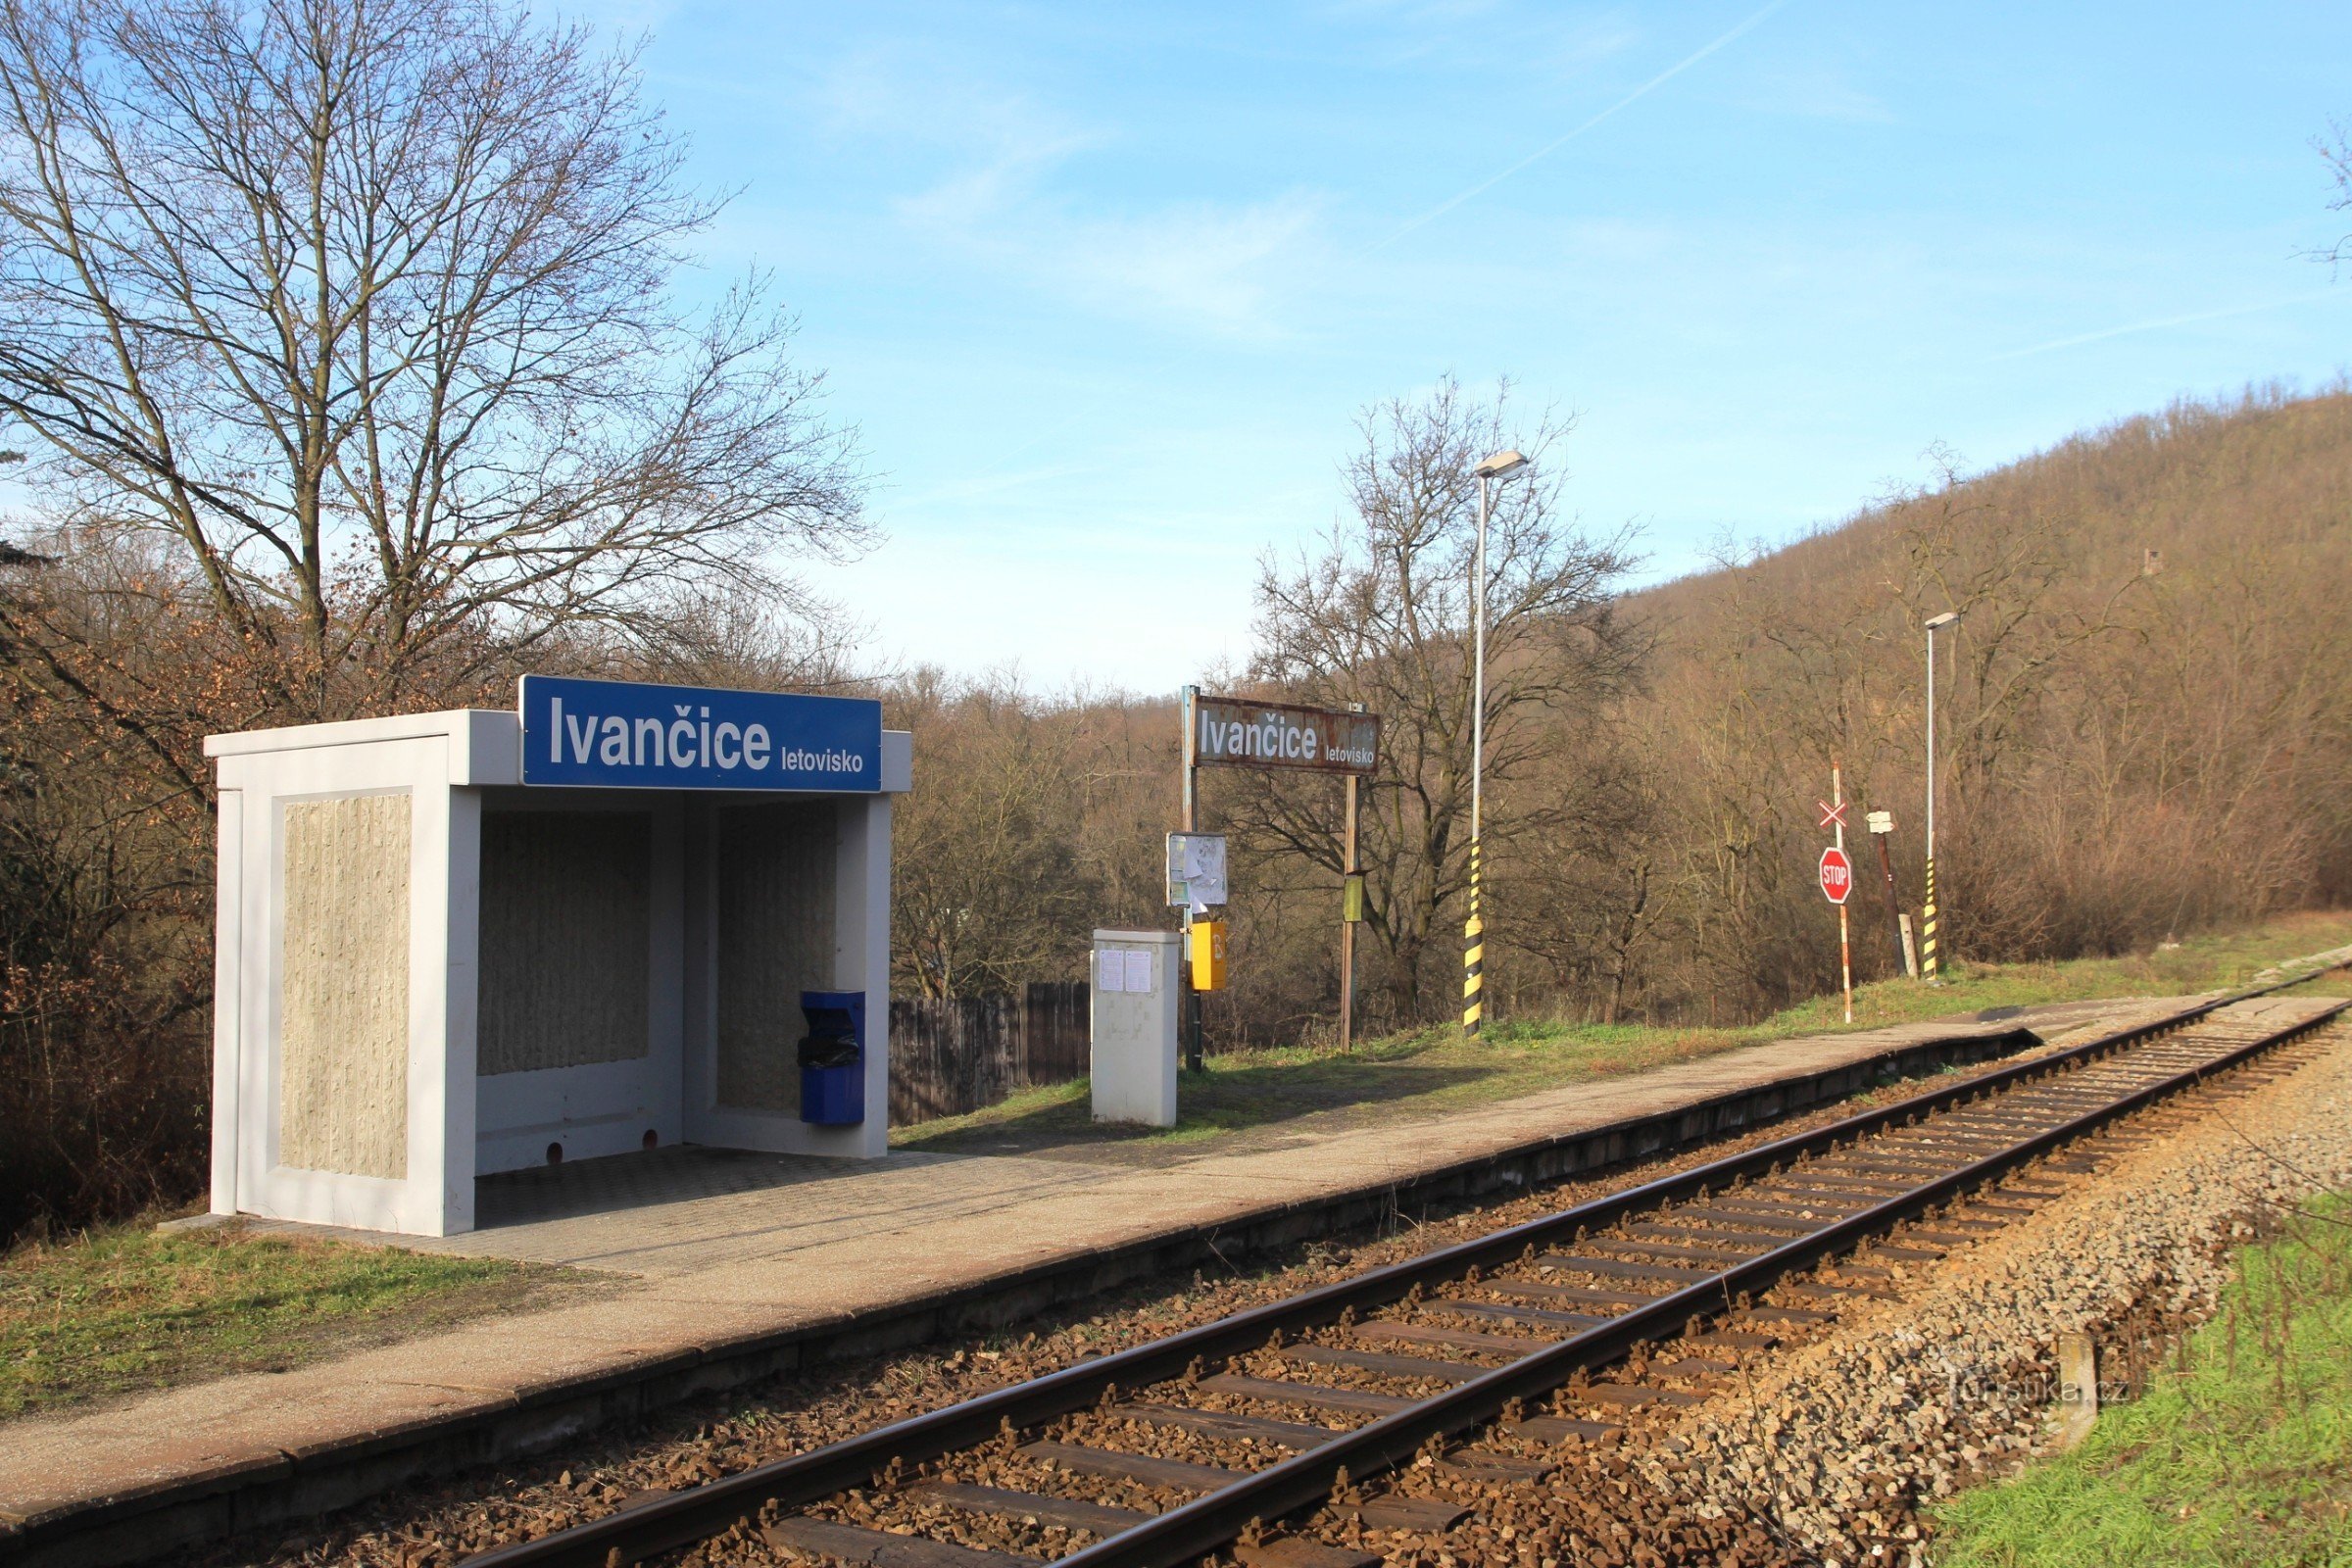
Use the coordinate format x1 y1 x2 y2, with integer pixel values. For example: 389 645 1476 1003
2056 1330 2098 1449
1867 808 1915 978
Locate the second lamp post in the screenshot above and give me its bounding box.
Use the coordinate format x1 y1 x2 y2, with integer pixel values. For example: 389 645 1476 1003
1463 448 1528 1038
1922 609 1958 982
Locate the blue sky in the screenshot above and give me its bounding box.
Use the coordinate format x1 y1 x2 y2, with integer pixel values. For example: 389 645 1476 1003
606 2 2352 692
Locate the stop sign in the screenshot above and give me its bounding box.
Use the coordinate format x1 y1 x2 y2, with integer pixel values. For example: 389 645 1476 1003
1819 846 1854 905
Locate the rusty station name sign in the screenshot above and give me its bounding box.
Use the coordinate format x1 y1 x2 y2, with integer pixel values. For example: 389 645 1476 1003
1191 694 1380 776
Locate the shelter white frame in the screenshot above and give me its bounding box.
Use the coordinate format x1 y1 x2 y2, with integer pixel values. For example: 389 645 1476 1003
206 708 909 1237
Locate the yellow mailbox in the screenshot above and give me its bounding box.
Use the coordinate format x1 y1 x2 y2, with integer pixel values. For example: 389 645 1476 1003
1189 919 1228 991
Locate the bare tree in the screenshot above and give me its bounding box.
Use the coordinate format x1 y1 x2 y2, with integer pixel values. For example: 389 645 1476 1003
1495 730 1667 1023
885 672 1163 1001
2318 118 2352 270
0 0 866 725
1233 378 1642 1022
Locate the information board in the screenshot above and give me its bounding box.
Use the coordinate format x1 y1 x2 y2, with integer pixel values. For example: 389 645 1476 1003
1166 832 1229 909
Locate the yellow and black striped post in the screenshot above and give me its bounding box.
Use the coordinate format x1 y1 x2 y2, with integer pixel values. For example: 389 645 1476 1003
1920 856 1939 982
1462 840 1484 1036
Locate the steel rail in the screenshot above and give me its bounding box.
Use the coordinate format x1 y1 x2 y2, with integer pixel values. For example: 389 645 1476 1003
459 964 2348 1568
1053 992 2351 1568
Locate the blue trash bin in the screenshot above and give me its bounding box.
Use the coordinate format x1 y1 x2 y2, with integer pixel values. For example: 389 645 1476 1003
798 990 866 1126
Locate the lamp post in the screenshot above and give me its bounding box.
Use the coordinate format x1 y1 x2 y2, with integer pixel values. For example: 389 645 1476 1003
1464 448 1528 1038
1921 611 1958 982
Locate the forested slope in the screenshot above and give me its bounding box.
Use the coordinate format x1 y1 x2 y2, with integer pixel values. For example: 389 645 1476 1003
9 381 2349 1234
1583 385 2352 1021
1182 384 2352 1036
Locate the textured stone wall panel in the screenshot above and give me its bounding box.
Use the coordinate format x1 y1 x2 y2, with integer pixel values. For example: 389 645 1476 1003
279 793 412 1179
716 802 836 1112
478 810 653 1076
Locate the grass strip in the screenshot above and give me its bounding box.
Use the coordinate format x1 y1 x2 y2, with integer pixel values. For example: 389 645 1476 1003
0 1222 590 1420
895 908 2352 1153
1933 1192 2352 1567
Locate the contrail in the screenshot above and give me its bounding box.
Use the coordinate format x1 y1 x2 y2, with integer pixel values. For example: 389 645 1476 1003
892 6 1789 508
1986 288 2342 362
1366 0 1793 254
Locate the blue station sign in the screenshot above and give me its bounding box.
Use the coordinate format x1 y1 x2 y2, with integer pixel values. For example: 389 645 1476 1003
518 675 882 792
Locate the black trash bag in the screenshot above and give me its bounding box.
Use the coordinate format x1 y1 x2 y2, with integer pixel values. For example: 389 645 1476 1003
798 1032 860 1069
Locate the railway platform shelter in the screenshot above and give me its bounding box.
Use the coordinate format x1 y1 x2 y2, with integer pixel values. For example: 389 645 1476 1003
202 675 910 1238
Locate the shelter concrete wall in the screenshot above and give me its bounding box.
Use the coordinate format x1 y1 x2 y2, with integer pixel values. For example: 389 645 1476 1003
714 800 837 1114
478 809 653 1075
278 793 413 1179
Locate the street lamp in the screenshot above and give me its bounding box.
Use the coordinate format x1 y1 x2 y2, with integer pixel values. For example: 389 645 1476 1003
1464 448 1528 1038
1921 610 1958 983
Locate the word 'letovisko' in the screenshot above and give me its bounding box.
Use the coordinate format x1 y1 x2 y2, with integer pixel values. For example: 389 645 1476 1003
547 697 863 775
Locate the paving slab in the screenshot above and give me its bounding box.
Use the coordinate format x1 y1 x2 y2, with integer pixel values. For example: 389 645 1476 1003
215 996 2167 1282
0 994 2185 1541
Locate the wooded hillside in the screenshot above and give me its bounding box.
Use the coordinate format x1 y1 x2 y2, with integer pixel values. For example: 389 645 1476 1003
1594 385 2352 1019
9 376 2348 1236
888 383 2352 1046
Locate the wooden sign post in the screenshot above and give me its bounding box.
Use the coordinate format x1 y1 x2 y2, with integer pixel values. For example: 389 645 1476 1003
1866 808 1915 977
1181 693 1382 1058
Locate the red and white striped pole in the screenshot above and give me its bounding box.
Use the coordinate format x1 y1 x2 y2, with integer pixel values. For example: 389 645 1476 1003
1835 760 1852 1023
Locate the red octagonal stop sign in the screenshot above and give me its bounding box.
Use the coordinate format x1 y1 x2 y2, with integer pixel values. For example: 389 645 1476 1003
1819 846 1854 905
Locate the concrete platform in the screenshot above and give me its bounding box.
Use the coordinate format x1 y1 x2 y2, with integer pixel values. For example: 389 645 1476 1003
224 996 2157 1281
0 995 2182 1564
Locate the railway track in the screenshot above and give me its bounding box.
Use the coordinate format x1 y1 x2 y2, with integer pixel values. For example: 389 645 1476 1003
460 975 2350 1568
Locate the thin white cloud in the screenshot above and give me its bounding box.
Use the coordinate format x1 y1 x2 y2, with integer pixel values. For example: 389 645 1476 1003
1327 1 1641 74
816 47 1330 340
1318 0 1509 22
897 147 1070 231
889 462 1108 513
863 4 1788 483
1986 288 2342 362
898 185 1329 341
1054 199 1332 337
1739 63 1893 124
1368 0 1794 252
810 48 1098 169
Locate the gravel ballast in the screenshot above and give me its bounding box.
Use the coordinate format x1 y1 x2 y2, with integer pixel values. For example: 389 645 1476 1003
1475 1022 2352 1568
169 1009 2351 1568
179 1048 2067 1568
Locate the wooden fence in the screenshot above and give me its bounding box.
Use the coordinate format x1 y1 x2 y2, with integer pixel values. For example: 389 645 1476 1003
887 982 1091 1126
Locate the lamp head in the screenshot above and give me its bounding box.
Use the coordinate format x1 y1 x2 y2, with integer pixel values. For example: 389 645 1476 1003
1924 611 1958 631
1473 450 1529 480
